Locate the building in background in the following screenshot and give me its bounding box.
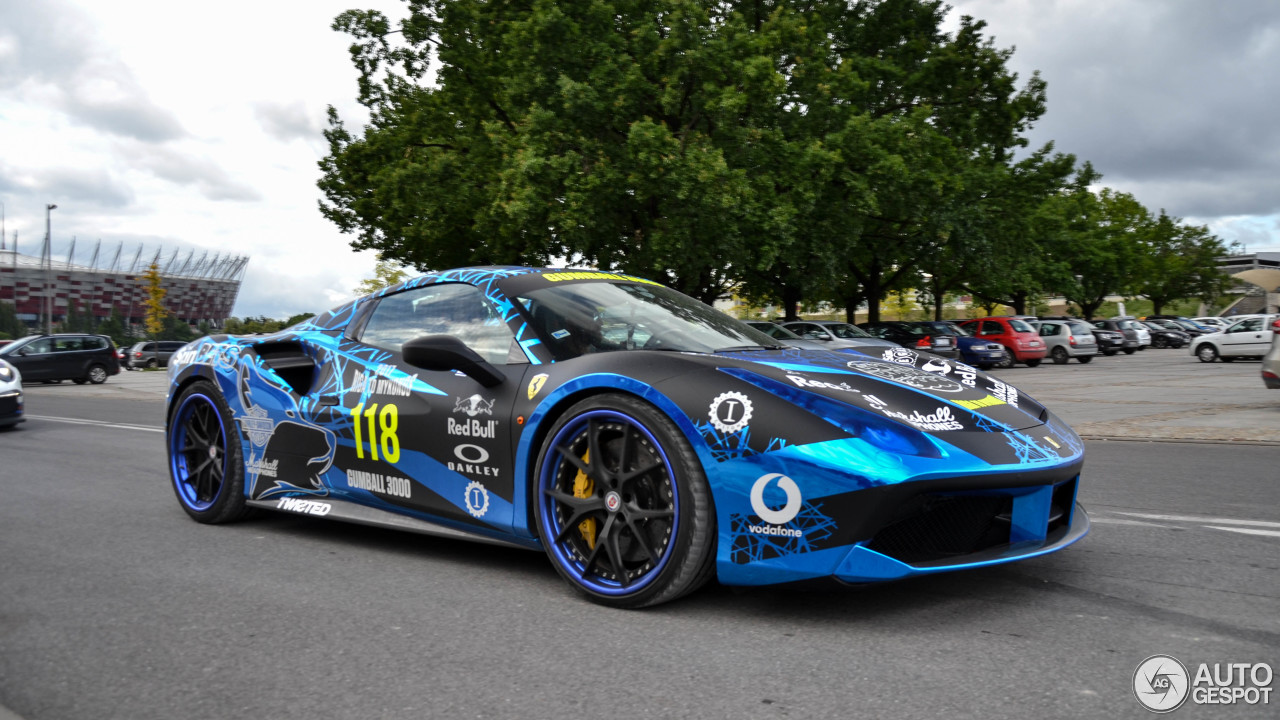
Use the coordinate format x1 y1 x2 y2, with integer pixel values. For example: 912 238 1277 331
0 245 248 332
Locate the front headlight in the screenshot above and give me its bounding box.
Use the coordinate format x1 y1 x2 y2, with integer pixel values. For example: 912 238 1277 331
0 365 12 382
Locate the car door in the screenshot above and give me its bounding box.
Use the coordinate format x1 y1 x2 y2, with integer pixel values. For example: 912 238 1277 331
8 338 54 380
321 282 531 533
1220 318 1268 356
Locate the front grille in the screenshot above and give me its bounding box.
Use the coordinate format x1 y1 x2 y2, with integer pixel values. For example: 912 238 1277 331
866 494 1012 564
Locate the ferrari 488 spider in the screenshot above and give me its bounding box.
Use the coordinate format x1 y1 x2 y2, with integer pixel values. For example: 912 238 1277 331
166 267 1088 607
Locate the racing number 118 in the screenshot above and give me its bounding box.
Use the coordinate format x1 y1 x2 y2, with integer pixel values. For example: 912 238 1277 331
351 402 401 464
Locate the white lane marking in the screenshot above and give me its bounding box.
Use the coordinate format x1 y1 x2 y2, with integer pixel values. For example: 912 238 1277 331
1203 526 1280 539
1088 517 1174 528
26 415 164 433
1116 512 1280 529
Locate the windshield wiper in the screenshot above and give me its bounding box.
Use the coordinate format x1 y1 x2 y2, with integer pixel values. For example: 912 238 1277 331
714 345 781 353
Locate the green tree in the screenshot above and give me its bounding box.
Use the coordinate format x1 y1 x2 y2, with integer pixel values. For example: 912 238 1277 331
1040 184 1148 320
0 301 25 340
353 254 408 296
97 306 130 347
1132 211 1236 315
284 312 317 327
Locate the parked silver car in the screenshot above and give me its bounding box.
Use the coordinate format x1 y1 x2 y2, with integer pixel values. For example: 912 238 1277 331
778 320 900 352
126 340 190 369
1264 330 1280 389
1033 320 1098 364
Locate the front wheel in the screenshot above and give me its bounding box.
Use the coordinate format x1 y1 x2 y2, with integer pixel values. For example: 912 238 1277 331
995 347 1015 369
167 381 249 523
1077 355 1093 364
533 394 716 608
1196 344 1218 363
1024 358 1042 368
1123 348 1136 355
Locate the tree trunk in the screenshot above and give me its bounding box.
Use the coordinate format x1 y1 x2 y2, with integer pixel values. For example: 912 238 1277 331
782 285 802 322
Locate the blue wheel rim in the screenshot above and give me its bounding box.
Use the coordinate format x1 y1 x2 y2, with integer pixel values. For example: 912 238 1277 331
170 393 229 511
538 409 680 596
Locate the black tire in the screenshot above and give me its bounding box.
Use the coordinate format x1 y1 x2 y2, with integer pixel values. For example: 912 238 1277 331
1024 358 1042 368
86 364 109 384
1103 350 1118 356
995 347 1015 369
1123 348 1136 355
146 358 159 369
1077 355 1093 364
167 381 250 523
1152 336 1167 349
1051 347 1069 365
533 394 716 608
1195 344 1218 363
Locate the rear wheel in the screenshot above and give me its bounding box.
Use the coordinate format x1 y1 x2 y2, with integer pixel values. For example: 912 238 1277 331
1051 347 1069 365
1123 348 1136 355
1196 344 1218 363
1078 355 1093 364
533 394 715 608
168 381 249 523
86 364 108 384
146 358 159 369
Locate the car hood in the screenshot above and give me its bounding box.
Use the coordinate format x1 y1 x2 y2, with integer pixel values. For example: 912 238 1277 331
712 346 1047 433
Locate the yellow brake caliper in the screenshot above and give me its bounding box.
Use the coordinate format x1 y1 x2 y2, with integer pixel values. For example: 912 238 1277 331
573 450 597 549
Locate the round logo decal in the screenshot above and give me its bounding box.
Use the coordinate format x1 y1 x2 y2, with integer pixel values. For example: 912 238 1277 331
750 473 801 525
464 481 490 518
605 491 622 512
709 391 753 434
1132 654 1190 713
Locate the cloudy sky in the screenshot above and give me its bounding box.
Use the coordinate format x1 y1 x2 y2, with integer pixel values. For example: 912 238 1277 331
2 0 1278 319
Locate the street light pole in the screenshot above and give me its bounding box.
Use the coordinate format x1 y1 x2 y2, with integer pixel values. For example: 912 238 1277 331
45 203 57 335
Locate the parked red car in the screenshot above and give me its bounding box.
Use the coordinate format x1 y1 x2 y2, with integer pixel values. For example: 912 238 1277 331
957 317 1047 367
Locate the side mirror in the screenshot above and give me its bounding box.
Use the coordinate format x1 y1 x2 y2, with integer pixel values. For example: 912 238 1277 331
401 335 504 388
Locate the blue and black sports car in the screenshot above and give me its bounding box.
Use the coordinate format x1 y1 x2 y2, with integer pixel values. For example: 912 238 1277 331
165 267 1089 607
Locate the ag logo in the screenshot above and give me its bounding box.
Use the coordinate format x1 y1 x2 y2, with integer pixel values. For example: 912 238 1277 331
709 391 753 434
1133 654 1190 713
527 373 549 400
464 481 490 519
750 473 801 525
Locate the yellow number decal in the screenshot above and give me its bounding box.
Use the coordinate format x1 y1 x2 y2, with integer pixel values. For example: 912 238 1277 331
351 402 400 463
352 403 365 459
379 403 400 464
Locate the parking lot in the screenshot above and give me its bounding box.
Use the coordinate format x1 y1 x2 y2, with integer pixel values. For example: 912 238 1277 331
2 345 1276 720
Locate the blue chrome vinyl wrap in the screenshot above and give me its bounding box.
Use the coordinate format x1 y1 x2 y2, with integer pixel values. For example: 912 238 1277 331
165 266 1090 588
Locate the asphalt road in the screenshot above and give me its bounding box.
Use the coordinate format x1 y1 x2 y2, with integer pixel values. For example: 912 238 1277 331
1 364 1277 719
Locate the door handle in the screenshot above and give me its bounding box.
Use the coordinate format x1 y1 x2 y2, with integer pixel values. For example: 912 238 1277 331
317 395 340 406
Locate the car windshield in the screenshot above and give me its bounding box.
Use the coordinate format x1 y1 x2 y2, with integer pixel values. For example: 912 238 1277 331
945 322 972 337
0 337 36 356
1008 319 1035 333
750 323 802 339
515 281 783 359
826 323 873 339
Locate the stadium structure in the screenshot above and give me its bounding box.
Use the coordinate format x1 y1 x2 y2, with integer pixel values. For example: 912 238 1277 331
1 240 248 332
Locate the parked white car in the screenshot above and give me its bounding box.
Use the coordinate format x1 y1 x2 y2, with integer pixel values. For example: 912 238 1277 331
1191 314 1279 363
0 357 23 428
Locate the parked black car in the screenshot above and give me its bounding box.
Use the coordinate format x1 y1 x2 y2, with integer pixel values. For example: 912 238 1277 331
0 334 121 384
1140 322 1191 349
1091 319 1141 354
857 321 961 359
1089 327 1126 356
